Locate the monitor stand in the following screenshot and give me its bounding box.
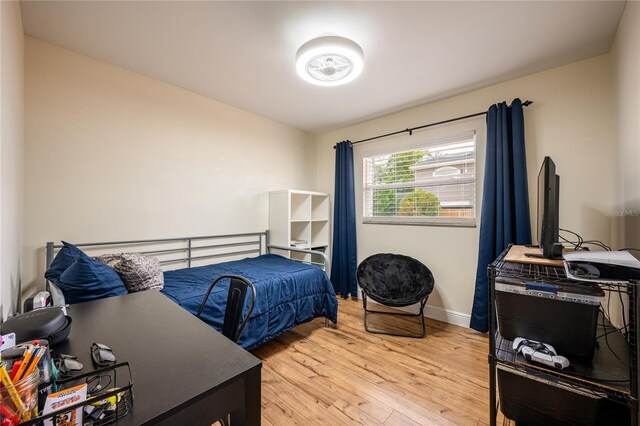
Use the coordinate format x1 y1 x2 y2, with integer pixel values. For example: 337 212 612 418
525 243 563 260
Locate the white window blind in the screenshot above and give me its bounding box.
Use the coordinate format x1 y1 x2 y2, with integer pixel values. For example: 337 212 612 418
363 131 476 226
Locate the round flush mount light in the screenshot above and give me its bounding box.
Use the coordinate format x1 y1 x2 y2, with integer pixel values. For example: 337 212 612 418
295 36 364 86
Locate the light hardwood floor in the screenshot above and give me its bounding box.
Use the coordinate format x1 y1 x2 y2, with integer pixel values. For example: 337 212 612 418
251 298 491 425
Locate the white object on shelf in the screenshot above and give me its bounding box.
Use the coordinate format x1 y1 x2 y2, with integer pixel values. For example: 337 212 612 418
513 337 570 370
269 190 330 253
290 239 309 248
564 251 640 283
563 250 640 269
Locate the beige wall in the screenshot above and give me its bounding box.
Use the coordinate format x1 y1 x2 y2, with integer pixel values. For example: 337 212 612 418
315 55 615 324
23 38 315 295
612 1 640 252
608 1 639 329
1 1 25 320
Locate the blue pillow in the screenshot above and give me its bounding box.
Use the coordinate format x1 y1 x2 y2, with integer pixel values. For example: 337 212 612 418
57 256 128 304
45 241 86 284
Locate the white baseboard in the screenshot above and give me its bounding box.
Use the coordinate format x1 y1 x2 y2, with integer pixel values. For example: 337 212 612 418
423 305 471 328
367 298 471 329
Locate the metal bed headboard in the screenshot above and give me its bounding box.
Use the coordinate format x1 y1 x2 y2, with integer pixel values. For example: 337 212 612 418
46 231 268 270
46 230 330 277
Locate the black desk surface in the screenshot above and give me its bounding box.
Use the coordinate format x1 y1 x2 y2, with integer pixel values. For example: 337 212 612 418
54 291 262 425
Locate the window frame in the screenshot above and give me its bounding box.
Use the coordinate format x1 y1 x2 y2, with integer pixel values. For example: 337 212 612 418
361 131 477 227
432 166 461 177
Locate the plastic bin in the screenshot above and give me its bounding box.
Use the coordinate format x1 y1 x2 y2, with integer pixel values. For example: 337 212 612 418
495 275 604 358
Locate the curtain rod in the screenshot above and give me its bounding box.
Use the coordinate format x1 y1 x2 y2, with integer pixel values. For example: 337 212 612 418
333 100 533 148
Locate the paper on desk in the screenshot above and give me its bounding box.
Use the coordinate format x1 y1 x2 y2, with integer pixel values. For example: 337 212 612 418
43 383 87 426
0 332 16 352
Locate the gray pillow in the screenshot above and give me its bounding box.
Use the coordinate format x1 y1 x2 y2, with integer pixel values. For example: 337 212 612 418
95 253 121 269
95 252 164 292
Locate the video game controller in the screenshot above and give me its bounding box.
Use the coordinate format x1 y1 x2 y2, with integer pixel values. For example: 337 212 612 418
513 337 570 370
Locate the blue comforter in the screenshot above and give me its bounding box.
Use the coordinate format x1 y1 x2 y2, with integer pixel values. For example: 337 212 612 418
161 254 338 349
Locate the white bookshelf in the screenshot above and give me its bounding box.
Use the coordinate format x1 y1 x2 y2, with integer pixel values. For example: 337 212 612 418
269 190 331 255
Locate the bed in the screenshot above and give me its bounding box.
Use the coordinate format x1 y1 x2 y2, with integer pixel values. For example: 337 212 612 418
45 232 338 350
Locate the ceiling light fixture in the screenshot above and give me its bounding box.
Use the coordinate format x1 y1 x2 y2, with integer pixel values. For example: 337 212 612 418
296 36 364 86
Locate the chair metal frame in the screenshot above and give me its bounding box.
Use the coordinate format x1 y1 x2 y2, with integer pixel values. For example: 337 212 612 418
197 274 257 343
197 274 256 426
362 291 428 338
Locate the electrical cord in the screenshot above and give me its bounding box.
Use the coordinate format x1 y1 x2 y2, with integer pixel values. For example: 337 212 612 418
600 301 621 361
560 228 583 250
595 279 630 358
597 327 625 340
567 239 610 251
596 299 622 340
559 235 580 250
562 238 611 251
581 240 611 251
559 228 612 251
618 291 628 340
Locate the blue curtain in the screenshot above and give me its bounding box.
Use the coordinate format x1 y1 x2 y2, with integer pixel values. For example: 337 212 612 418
470 98 531 332
331 141 358 298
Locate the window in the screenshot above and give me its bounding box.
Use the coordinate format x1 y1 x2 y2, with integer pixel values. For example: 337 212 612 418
363 131 476 226
433 166 460 177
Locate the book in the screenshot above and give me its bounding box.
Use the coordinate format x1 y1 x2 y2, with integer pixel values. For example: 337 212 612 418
290 240 308 248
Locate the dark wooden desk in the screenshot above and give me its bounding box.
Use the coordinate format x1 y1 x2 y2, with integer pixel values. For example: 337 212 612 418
55 291 262 425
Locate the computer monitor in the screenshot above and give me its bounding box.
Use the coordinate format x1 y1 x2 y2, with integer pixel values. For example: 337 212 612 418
536 156 561 259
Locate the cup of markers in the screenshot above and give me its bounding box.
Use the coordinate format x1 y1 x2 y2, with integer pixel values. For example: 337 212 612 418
0 363 39 425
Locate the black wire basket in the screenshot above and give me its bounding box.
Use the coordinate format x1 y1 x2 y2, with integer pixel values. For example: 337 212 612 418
20 362 133 426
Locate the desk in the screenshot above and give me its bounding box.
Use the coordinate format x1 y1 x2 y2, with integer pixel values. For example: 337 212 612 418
55 291 262 425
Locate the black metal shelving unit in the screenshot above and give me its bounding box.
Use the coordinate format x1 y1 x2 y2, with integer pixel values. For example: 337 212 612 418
488 246 639 425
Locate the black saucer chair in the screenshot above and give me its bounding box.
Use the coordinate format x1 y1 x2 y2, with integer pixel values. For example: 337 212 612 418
357 253 434 338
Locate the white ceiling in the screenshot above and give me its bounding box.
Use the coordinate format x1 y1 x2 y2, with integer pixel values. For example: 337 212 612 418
20 1 626 133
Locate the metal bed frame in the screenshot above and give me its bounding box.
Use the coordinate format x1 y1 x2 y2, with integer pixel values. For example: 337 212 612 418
46 230 329 270
45 230 331 307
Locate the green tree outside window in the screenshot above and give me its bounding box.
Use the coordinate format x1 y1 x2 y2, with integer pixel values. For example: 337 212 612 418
372 150 440 216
